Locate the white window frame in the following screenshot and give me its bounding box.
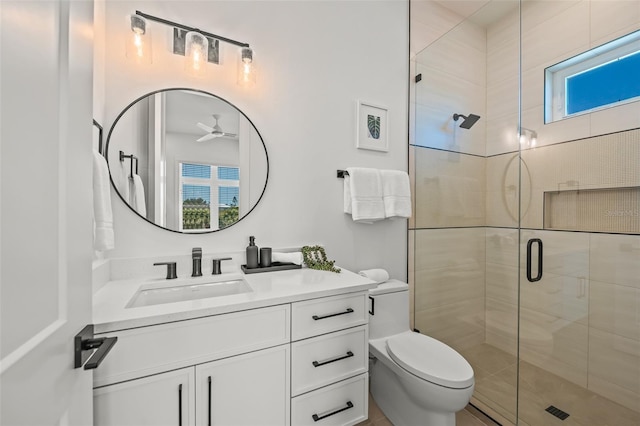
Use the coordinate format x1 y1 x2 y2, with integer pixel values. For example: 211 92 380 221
545 30 640 123
177 162 240 233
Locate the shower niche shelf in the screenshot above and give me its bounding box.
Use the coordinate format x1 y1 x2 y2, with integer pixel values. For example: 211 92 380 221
543 186 639 234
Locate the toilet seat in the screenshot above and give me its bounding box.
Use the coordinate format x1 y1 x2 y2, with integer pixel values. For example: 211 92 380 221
386 332 474 389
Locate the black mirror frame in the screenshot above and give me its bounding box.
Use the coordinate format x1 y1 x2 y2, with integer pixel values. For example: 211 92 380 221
105 88 269 234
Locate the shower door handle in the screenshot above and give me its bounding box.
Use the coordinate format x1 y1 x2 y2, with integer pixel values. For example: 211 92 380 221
526 238 543 282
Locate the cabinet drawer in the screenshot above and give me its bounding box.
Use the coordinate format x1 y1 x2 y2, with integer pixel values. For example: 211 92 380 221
291 374 368 426
94 304 290 387
291 292 367 341
291 326 367 396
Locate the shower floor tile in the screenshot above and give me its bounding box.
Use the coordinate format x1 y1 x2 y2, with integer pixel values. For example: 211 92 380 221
464 343 640 426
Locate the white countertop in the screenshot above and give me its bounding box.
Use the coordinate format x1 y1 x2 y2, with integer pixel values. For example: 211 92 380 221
93 267 377 333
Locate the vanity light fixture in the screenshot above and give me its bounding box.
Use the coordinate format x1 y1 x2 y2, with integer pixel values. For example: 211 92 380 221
518 127 538 147
238 46 256 87
127 11 255 85
125 14 152 64
184 31 209 77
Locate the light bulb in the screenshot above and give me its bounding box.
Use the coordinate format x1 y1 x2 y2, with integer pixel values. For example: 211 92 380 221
125 15 151 64
238 47 256 87
185 32 208 77
519 133 526 145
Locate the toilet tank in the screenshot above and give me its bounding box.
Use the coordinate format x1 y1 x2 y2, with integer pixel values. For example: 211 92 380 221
368 280 410 340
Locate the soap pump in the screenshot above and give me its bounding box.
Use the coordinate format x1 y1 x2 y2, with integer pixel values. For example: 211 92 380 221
246 236 259 268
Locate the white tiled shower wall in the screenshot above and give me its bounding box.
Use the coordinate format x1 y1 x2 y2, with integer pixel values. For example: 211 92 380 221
410 0 640 413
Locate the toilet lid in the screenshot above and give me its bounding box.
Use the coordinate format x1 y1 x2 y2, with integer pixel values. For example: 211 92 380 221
386 333 474 389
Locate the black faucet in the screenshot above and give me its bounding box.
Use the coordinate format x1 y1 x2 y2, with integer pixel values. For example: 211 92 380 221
192 247 202 277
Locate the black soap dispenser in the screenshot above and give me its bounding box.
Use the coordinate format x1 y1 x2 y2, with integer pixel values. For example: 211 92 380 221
246 236 259 269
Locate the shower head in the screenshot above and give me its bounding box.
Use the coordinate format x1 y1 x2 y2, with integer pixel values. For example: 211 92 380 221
453 113 481 129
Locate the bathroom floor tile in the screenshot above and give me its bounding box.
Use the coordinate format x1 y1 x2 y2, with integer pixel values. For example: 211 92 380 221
358 392 497 426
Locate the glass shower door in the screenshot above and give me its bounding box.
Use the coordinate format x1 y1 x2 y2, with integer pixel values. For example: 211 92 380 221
517 1 640 424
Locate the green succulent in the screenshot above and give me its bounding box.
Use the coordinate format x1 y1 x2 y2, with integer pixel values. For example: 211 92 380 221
301 245 341 273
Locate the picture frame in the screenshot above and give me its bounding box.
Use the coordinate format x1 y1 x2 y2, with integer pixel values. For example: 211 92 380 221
356 101 388 152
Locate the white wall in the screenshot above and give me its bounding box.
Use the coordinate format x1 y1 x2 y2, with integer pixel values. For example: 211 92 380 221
98 1 409 280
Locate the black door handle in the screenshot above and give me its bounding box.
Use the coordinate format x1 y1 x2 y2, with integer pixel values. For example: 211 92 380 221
526 238 543 282
74 324 118 370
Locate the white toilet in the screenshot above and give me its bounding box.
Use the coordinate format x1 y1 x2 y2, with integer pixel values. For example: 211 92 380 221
368 280 474 426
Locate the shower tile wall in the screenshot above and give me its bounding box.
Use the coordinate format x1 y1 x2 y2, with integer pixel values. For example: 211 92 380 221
414 228 486 351
411 0 640 417
588 233 640 412
414 148 485 229
411 1 487 354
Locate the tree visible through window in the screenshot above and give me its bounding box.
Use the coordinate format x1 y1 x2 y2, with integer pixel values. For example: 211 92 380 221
179 163 239 231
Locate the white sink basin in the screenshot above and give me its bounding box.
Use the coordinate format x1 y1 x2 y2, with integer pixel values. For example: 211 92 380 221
127 278 252 308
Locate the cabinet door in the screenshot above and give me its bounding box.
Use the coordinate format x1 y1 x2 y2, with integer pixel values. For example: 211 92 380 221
195 345 290 426
94 367 195 426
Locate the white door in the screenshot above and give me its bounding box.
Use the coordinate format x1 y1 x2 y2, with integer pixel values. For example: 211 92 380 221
0 1 95 425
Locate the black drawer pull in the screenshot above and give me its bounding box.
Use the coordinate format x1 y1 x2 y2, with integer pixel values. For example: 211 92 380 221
312 401 354 422
312 351 354 367
312 308 354 321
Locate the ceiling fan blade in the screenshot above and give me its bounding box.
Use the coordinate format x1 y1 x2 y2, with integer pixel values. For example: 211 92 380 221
197 122 213 132
196 133 216 142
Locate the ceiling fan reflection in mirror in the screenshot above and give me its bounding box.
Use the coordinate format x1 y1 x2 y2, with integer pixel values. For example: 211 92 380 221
196 114 238 142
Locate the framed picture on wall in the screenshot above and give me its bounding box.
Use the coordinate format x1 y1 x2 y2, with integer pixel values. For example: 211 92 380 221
356 101 388 152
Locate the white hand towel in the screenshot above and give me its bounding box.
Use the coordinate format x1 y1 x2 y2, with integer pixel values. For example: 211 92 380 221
343 175 352 214
358 268 390 283
380 169 412 219
92 150 114 251
132 174 147 217
272 252 304 265
346 167 385 223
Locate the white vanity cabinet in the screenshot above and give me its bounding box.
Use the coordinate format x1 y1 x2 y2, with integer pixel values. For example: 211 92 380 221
92 285 372 426
290 292 369 426
93 304 290 426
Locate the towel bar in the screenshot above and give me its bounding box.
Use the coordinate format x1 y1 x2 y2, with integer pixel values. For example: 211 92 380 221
92 119 104 155
119 150 139 178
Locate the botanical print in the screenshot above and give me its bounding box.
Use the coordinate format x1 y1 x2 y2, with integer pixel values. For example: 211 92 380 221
368 114 381 139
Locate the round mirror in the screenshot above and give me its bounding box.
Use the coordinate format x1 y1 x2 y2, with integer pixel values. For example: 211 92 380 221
106 89 268 233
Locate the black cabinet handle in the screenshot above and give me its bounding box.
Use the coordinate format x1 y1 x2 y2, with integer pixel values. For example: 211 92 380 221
208 376 212 426
368 296 375 315
526 238 543 282
312 308 354 321
312 401 354 422
178 384 183 426
312 351 354 367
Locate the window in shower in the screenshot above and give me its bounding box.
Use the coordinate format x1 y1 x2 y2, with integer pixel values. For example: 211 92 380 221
545 29 640 123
